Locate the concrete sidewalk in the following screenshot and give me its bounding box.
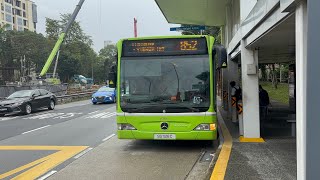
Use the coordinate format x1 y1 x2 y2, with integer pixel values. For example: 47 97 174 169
49 137 215 180
219 105 297 180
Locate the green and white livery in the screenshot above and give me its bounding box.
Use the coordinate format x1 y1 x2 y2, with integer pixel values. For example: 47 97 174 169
110 35 227 140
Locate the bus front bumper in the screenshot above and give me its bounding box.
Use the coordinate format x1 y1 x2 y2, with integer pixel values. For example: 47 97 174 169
117 130 217 140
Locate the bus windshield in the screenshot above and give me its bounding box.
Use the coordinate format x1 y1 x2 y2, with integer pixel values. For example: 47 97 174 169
98 87 115 92
120 55 210 113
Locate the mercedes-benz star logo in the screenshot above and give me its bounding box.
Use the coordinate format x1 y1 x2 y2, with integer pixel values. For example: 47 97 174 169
161 122 169 130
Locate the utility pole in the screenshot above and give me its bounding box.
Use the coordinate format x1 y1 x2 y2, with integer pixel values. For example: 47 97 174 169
23 55 26 79
91 58 94 79
53 50 60 78
134 18 138 37
20 57 23 83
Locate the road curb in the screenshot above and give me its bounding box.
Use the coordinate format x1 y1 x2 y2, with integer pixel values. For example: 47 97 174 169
205 119 223 180
208 109 233 180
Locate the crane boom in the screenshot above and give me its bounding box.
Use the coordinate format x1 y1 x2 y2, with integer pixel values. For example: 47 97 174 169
40 0 86 76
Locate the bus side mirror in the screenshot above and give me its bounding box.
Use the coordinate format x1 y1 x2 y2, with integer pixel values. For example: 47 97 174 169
213 45 227 69
108 65 117 88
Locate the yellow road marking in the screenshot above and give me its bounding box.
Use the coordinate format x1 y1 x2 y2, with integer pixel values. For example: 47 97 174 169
210 111 233 180
0 146 88 180
239 136 265 143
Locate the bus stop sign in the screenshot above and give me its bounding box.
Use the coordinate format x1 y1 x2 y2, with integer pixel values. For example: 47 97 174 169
170 26 206 31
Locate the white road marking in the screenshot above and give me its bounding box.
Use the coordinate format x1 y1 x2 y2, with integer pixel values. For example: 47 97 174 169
88 111 99 115
0 116 18 121
101 112 116 118
74 147 93 159
22 112 83 120
22 125 51 135
89 112 110 118
53 113 83 119
56 102 91 109
86 112 116 119
102 134 116 142
37 170 57 180
23 113 64 120
0 104 116 121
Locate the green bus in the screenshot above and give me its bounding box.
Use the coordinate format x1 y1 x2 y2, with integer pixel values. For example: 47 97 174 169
109 35 227 140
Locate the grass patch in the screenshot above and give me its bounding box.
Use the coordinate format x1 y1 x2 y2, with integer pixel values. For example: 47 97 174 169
260 81 289 105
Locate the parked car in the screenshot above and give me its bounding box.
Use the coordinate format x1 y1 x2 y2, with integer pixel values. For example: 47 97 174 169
92 86 116 104
0 89 57 116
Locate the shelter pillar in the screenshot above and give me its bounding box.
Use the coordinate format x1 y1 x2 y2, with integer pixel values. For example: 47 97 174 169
296 0 320 179
305 0 320 178
296 1 307 179
240 41 260 138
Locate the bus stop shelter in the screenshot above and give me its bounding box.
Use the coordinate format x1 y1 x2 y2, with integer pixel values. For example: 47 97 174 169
155 0 319 179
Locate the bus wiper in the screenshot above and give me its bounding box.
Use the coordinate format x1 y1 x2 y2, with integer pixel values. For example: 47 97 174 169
150 96 166 102
161 102 200 112
127 103 161 113
126 101 200 113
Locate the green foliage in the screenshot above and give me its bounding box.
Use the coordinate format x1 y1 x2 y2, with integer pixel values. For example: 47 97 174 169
260 81 289 105
280 64 289 81
46 14 93 46
56 41 97 82
0 26 51 82
10 31 51 72
94 44 117 84
0 15 108 85
44 14 99 83
259 64 267 81
45 18 61 40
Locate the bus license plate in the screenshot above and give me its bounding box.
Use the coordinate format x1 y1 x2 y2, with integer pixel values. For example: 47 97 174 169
154 134 176 140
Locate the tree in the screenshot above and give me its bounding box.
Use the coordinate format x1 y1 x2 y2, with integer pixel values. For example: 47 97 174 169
55 41 97 82
0 26 51 83
45 18 61 41
44 14 97 83
45 14 93 46
9 31 51 73
95 44 117 84
280 64 289 83
267 64 278 89
0 24 11 64
56 52 81 82
0 24 14 83
0 14 97 85
259 64 267 81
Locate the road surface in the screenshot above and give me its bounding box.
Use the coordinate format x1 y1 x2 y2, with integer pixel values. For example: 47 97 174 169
0 100 216 179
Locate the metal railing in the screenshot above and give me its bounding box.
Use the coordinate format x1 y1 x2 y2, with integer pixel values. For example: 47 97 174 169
56 91 95 104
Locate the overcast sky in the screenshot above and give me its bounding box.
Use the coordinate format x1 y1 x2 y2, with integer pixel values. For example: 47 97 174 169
33 0 180 52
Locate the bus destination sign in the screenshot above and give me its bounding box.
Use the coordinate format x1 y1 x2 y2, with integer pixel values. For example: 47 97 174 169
122 38 208 57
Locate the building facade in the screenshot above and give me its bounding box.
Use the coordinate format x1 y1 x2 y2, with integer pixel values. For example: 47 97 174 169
0 0 37 31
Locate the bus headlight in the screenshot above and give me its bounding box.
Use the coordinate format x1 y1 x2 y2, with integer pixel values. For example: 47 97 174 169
118 124 137 130
194 124 216 131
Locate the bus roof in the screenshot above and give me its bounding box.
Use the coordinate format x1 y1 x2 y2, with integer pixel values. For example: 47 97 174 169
118 35 211 43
